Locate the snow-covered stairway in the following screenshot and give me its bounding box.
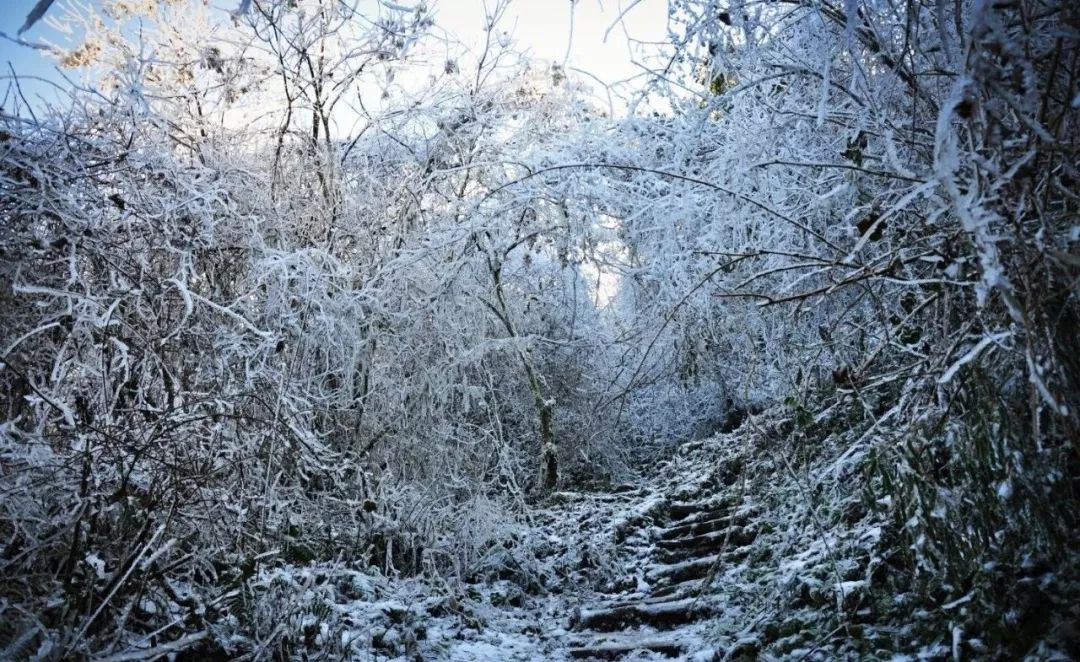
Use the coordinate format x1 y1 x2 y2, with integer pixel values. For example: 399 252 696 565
562 443 759 660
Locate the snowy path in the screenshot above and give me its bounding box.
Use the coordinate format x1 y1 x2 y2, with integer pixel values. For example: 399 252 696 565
429 437 763 661
562 495 758 660
273 424 942 659
302 430 833 661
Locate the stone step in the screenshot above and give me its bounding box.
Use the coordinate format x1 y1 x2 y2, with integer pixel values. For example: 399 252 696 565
647 554 718 584
567 636 684 659
655 525 756 554
572 597 710 632
588 591 702 612
649 578 706 599
667 499 733 521
647 547 750 584
655 540 752 565
657 513 740 540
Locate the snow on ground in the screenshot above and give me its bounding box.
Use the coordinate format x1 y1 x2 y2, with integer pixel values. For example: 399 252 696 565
236 410 1080 660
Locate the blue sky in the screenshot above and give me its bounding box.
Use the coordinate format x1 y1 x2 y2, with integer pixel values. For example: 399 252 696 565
1 0 668 110
2 0 77 107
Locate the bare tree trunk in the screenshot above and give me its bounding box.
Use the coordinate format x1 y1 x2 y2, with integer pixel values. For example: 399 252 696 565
481 245 559 490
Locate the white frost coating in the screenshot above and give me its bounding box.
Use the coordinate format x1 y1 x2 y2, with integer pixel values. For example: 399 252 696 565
0 0 1072 657
85 553 107 580
379 1 418 12
883 128 917 179
816 58 831 127
1 321 61 358
934 76 973 191
844 181 935 263
997 479 1013 500
164 279 194 340
939 332 1012 384
835 579 866 599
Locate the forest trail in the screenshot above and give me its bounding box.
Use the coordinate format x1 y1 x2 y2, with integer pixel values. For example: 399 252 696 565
432 432 770 661
322 409 1079 662
561 488 760 660
4 0 1077 658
